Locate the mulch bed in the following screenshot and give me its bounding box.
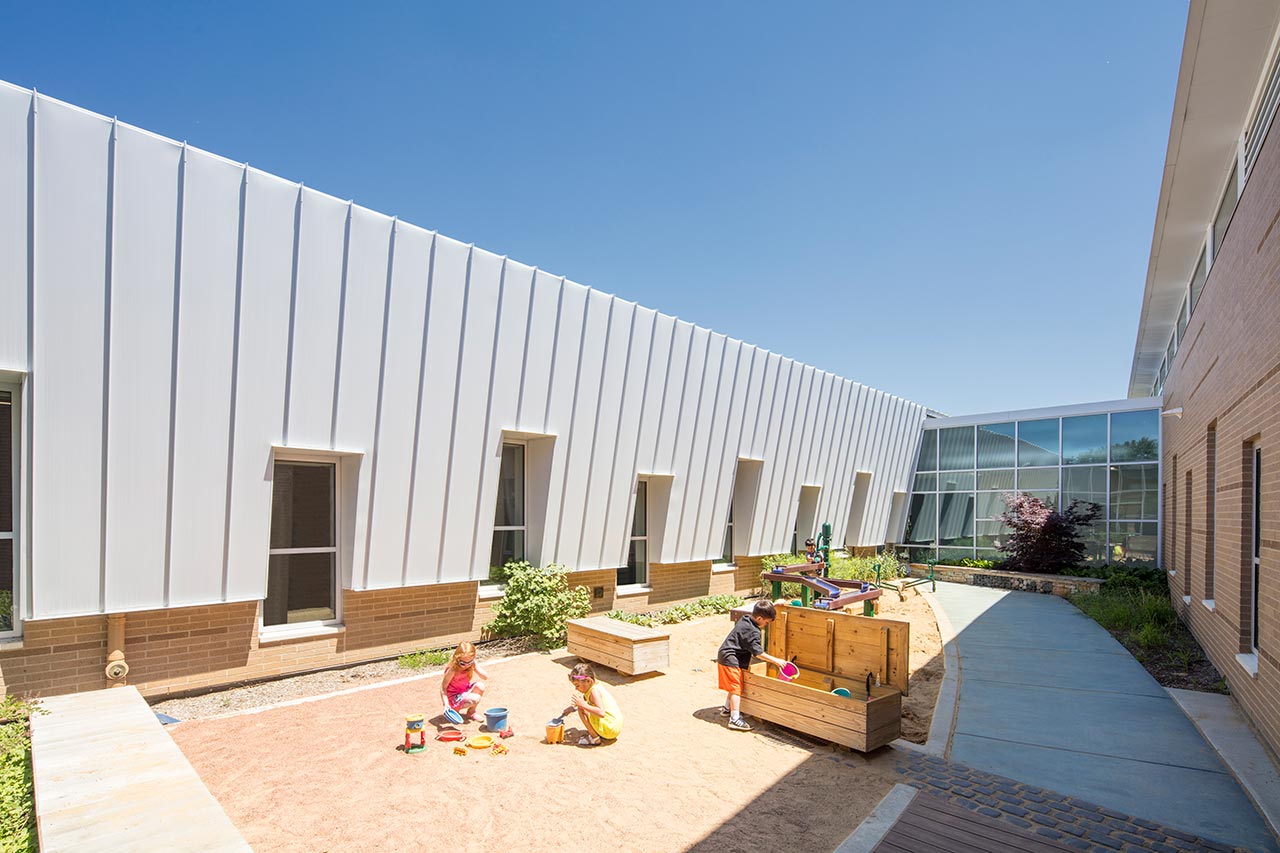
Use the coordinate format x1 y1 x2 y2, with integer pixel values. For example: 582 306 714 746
1104 619 1229 694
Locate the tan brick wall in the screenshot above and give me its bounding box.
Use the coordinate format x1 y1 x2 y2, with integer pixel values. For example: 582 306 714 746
0 559 764 700
1159 120 1280 757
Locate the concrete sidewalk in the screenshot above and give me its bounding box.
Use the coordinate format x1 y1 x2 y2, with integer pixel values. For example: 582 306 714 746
931 582 1278 852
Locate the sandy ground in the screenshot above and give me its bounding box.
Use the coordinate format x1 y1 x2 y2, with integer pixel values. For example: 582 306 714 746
169 595 941 853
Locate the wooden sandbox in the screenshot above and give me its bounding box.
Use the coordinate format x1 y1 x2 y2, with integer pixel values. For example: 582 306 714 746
738 603 909 751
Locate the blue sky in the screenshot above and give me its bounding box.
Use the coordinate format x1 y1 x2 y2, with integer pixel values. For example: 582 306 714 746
2 2 1187 415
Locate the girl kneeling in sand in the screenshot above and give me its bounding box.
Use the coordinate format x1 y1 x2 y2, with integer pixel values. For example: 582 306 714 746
440 641 489 722
563 662 622 746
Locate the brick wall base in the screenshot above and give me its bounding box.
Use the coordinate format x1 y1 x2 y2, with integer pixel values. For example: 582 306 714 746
0 558 767 700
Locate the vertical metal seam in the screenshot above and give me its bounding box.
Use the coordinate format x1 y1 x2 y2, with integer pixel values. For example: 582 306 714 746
665 325 699 475
400 233 436 585
619 312 658 567
513 267 537 430
161 143 187 607
435 245 474 582
541 278 566 435
694 339 742 558
328 202 353 450
575 295 617 566
281 185 304 444
647 320 680 475
595 306 639 567
674 332 719 559
219 165 248 602
362 218 397 590
98 117 117 613
550 291 592 559
468 257 507 579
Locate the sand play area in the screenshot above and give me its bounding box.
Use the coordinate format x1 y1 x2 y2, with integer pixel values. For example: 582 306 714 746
169 593 942 852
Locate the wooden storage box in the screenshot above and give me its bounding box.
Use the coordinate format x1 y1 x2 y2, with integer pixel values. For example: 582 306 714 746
738 603 909 751
566 616 671 675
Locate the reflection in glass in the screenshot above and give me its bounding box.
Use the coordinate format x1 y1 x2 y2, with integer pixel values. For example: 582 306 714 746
1110 464 1158 520
1109 522 1158 565
916 430 938 472
938 547 975 564
1018 419 1059 467
1110 411 1159 462
975 492 1007 520
938 492 975 547
975 520 1008 549
1020 490 1058 509
938 471 975 491
1062 415 1107 465
1062 466 1107 512
632 480 647 536
939 426 975 471
1190 249 1207 313
1077 522 1107 563
913 473 937 492
489 529 525 577
495 444 526 526
977 422 1016 469
269 463 335 550
1017 468 1058 490
619 539 647 586
908 546 936 564
904 494 937 546
976 469 1014 491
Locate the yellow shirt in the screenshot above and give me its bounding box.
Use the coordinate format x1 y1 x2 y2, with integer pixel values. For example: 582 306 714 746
587 683 623 739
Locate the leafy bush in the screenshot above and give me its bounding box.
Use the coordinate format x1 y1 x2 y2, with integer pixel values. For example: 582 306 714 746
606 594 744 628
0 695 40 852
1098 565 1166 593
997 494 1102 573
486 561 591 648
397 648 453 670
0 591 11 633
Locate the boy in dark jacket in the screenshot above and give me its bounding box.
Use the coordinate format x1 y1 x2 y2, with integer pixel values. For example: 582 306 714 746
716 600 789 731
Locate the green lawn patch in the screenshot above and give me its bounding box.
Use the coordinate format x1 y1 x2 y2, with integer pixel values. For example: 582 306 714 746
1 694 39 853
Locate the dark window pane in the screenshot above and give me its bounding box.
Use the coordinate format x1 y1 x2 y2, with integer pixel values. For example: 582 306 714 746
270 463 335 549
908 546 936 564
1017 419 1059 467
632 480 647 537
938 492 974 547
976 469 1014 491
0 538 11 632
489 530 525 579
904 494 937 546
1062 415 1107 465
1110 464 1158 520
721 521 733 563
495 444 525 526
264 553 335 627
916 430 938 472
0 391 10 532
619 539 647 586
1110 410 1159 462
1213 163 1238 256
976 422 1016 469
939 426 975 471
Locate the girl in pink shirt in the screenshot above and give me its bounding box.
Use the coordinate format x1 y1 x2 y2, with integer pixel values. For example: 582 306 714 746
439 641 489 722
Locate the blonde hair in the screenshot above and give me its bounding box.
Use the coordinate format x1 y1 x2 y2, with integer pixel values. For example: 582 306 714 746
569 662 596 683
450 641 476 666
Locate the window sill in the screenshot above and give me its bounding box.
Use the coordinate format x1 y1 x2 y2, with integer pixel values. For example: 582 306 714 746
478 584 506 601
1236 653 1259 678
615 584 652 598
0 638 24 653
258 623 346 647
1201 599 1216 612
1182 596 1192 605
1167 569 1176 576
712 562 737 574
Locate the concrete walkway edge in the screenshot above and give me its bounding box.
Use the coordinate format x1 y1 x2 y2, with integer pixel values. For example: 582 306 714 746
833 783 918 853
919 589 959 758
1168 686 1280 843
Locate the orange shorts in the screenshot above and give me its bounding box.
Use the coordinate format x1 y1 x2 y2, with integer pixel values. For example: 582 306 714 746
718 663 744 695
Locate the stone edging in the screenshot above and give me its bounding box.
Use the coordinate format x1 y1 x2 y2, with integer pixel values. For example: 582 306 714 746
910 563 1103 597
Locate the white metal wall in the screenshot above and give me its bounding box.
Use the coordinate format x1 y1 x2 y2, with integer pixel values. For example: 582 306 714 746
0 81 930 620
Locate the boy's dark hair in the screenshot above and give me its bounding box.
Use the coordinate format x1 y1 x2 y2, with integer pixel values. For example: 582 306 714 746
805 538 816 547
752 600 776 620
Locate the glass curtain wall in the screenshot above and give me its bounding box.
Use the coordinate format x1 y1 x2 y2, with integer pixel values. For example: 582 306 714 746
905 409 1159 566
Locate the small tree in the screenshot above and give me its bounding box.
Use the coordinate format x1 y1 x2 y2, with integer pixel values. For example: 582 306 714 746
486 561 591 648
997 494 1101 573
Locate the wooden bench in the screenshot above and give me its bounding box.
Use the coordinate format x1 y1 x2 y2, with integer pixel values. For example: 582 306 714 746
566 616 671 675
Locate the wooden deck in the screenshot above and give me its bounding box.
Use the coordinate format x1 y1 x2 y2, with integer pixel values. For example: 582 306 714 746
873 791 1076 853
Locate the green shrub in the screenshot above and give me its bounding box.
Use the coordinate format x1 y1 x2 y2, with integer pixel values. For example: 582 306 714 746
1133 621 1169 649
1098 566 1166 593
0 695 40 853
0 591 11 633
606 594 744 628
486 561 591 648
397 648 452 670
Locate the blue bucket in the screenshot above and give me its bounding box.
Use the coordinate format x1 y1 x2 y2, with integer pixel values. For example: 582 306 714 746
484 707 509 731
443 708 463 725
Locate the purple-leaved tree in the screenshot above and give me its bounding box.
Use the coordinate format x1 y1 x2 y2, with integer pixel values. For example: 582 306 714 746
997 494 1102 573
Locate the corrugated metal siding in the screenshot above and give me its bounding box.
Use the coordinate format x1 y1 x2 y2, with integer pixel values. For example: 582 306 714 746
0 81 929 619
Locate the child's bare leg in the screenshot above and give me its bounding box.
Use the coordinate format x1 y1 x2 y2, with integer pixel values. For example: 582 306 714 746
728 693 742 716
576 708 601 743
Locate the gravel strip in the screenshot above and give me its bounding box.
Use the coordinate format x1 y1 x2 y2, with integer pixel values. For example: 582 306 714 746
150 636 538 722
